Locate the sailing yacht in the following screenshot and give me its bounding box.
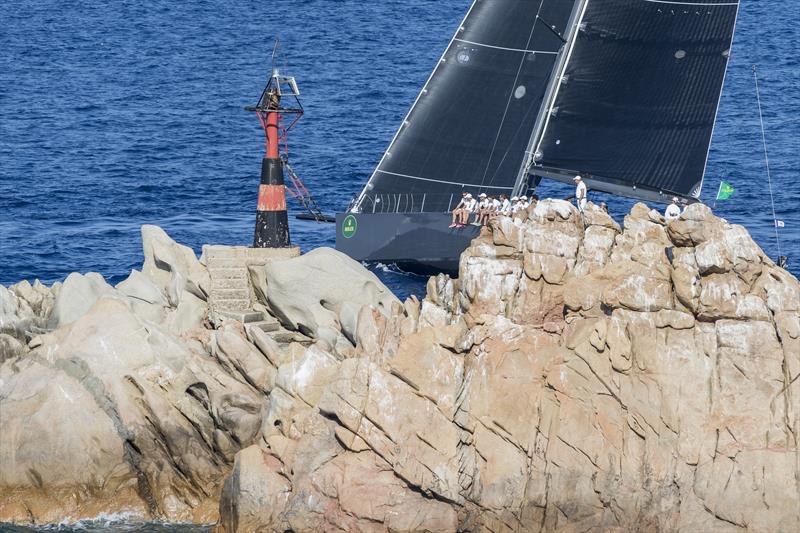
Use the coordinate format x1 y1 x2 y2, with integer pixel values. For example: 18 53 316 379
336 0 740 274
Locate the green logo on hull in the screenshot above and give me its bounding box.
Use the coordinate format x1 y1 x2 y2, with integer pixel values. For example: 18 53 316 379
342 215 358 239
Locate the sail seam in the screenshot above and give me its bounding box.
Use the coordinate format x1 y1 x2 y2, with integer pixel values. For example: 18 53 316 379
376 170 513 190
453 38 558 55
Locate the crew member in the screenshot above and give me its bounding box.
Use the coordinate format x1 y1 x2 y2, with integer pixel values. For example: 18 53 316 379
574 175 587 212
474 193 490 225
449 192 469 228
499 194 512 216
460 193 477 227
486 195 502 223
664 197 681 222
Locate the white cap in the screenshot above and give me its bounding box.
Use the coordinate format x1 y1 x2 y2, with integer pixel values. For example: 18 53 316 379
573 175 581 181
672 197 679 203
521 195 528 200
465 193 473 198
511 196 519 201
479 193 487 198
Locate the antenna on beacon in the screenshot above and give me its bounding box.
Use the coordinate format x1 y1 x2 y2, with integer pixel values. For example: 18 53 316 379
245 39 304 248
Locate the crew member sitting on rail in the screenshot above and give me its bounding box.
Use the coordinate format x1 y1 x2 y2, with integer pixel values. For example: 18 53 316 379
488 195 502 222
520 195 530 210
474 193 490 225
499 194 512 216
664 197 682 222
480 195 496 225
450 192 474 228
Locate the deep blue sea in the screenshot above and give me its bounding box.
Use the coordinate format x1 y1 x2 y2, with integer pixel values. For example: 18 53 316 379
0 1 798 530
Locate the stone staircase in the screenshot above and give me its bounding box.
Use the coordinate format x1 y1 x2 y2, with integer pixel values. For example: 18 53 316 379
203 244 300 335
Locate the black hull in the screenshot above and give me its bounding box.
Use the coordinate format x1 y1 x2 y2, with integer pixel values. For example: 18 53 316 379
335 212 481 276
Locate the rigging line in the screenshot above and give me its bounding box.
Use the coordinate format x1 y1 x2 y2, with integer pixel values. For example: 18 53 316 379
376 170 513 190
479 0 548 187
752 65 782 259
535 16 567 44
483 88 545 187
453 38 557 55
642 0 738 5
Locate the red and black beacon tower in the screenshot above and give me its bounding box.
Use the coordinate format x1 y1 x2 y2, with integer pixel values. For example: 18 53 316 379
246 65 303 248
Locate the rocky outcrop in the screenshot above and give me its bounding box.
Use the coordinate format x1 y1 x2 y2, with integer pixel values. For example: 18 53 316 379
2 202 799 532
0 228 401 526
261 247 400 349
214 201 800 532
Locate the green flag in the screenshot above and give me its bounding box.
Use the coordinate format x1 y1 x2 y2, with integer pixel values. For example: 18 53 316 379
716 180 735 200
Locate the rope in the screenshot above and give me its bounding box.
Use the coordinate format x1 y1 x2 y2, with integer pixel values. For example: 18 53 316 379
284 160 327 222
752 65 782 259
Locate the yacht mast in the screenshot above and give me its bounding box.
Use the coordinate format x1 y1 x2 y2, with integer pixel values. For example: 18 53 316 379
512 0 590 198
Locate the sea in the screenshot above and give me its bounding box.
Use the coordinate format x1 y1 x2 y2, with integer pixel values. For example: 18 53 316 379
0 0 797 530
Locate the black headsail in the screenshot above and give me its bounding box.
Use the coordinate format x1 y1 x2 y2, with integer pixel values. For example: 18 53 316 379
353 0 578 214
530 0 740 203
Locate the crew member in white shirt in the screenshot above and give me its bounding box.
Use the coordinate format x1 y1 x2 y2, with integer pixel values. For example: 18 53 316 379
450 191 470 228
473 193 490 225
499 194 512 216
664 197 682 222
488 196 502 221
574 175 587 212
461 194 477 227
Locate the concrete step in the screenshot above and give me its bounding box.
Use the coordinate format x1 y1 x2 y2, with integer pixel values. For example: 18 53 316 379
212 299 251 312
215 310 265 323
208 267 248 280
207 257 248 269
211 277 250 291
246 319 280 333
210 288 250 301
203 245 248 260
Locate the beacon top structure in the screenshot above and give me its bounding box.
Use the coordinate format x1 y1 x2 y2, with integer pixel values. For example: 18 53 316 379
245 47 303 249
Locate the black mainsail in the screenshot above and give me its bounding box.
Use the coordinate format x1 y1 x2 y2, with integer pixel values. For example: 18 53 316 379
337 0 741 274
529 0 740 202
354 0 577 214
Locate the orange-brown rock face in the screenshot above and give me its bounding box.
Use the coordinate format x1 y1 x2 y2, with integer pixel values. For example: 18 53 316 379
3 202 799 532
216 200 800 533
